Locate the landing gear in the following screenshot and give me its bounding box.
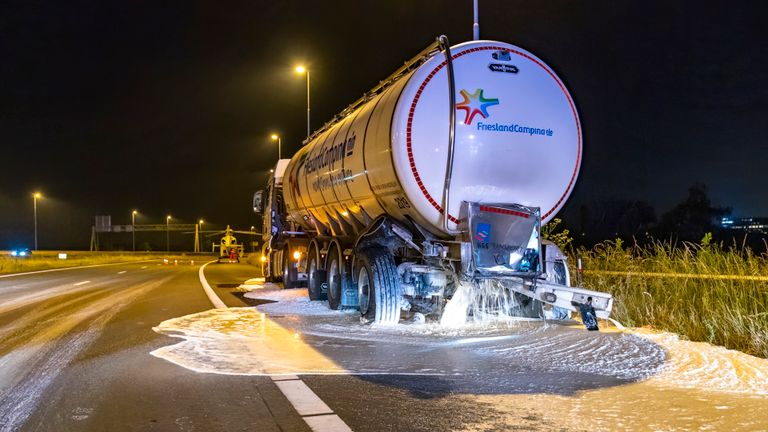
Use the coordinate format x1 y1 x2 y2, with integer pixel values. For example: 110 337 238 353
354 247 401 324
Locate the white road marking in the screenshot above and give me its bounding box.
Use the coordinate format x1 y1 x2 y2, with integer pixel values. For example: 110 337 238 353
141 266 148 269
197 266 353 431
73 281 91 286
117 271 127 274
303 414 353 432
273 380 333 416
272 375 300 381
0 259 157 279
198 261 226 309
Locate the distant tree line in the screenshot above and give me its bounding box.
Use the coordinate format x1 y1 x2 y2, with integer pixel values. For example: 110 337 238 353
566 183 765 251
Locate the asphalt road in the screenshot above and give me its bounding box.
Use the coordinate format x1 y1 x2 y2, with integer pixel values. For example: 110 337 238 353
2 260 766 432
1 259 595 432
0 260 311 432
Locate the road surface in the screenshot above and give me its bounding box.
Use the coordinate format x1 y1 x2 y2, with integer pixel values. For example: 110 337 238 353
1 260 766 431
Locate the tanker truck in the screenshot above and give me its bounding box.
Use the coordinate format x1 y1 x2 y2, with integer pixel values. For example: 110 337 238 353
253 36 613 324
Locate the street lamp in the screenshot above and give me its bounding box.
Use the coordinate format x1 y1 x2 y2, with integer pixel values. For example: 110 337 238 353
295 65 310 139
270 134 282 160
166 215 172 252
33 192 42 250
131 210 138 252
197 219 204 253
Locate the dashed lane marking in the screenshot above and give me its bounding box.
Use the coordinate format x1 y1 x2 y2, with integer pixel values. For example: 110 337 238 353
272 375 300 381
303 414 353 432
273 379 333 416
73 281 91 286
117 271 127 274
198 264 354 431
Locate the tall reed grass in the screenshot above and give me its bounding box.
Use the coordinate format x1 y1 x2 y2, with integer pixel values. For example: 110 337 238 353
575 237 768 358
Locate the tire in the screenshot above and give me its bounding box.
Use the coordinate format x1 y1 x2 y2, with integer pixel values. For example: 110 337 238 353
283 246 300 288
326 244 343 310
355 247 401 324
307 244 327 300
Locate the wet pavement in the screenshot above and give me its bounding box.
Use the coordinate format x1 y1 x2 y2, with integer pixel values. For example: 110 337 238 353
2 260 767 431
159 263 768 431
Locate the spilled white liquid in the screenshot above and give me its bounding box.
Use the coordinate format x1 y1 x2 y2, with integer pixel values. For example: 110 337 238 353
440 279 535 327
151 285 768 430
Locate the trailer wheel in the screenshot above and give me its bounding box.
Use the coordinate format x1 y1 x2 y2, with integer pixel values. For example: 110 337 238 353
326 244 342 310
307 244 327 300
283 246 300 288
355 247 401 324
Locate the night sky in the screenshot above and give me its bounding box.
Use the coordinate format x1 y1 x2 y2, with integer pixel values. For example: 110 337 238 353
1 1 766 249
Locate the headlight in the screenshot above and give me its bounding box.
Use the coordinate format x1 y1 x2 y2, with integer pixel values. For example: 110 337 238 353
11 251 18 256
19 251 27 256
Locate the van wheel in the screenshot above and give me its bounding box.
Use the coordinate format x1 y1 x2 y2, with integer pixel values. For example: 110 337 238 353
355 247 401 324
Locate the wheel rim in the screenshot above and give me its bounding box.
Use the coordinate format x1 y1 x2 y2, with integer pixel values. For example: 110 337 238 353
358 267 371 315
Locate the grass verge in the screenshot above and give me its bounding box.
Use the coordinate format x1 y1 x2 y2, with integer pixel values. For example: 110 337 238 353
0 251 214 275
575 239 768 358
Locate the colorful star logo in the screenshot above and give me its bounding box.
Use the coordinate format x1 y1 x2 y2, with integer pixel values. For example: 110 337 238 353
456 89 499 125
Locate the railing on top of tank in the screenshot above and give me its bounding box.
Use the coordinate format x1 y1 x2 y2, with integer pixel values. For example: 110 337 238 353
302 37 444 145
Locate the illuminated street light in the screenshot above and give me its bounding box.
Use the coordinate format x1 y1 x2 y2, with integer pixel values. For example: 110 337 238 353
197 219 204 253
271 134 282 160
132 210 138 252
294 65 310 139
166 215 172 252
33 192 42 250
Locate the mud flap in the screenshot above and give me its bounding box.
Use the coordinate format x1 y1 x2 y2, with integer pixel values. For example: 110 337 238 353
340 273 359 308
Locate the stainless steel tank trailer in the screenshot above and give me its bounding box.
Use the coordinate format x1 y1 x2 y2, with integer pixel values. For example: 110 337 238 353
253 36 613 325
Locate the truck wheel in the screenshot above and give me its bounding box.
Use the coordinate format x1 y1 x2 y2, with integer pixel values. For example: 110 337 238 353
355 247 401 324
307 245 327 300
283 246 300 288
326 244 342 310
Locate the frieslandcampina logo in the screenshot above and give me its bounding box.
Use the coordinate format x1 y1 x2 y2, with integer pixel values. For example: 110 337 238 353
457 88 555 137
456 89 499 125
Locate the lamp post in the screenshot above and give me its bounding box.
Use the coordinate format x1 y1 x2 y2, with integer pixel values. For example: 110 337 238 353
33 192 42 250
271 134 282 160
197 219 204 253
295 65 310 139
166 215 172 252
131 210 138 252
